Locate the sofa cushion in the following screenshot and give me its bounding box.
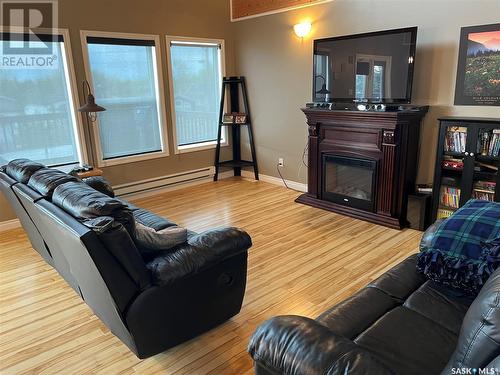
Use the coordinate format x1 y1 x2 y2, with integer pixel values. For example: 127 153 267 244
368 254 427 301
27 168 80 199
403 281 473 334
417 199 500 294
317 287 399 340
354 306 458 375
6 158 45 183
52 181 135 234
442 266 500 372
82 176 115 198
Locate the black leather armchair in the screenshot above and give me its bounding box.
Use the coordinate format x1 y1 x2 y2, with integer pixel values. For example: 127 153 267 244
0 159 252 358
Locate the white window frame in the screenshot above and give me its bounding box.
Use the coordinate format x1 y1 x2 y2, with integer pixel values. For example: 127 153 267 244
80 30 169 167
0 26 89 166
166 36 228 154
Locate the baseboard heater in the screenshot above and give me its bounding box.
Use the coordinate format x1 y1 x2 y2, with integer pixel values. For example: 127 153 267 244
113 166 215 198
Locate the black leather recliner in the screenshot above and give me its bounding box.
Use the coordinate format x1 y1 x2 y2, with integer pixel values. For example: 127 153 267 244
0 159 252 359
248 254 500 374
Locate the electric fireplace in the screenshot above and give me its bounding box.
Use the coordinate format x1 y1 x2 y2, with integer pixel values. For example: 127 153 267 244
322 155 377 212
296 107 429 229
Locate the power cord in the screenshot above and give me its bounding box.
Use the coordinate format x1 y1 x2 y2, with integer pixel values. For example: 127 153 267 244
302 142 309 168
277 141 309 192
277 163 303 193
297 141 309 180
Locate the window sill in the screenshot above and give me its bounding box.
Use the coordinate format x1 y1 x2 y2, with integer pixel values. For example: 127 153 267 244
175 140 228 155
97 149 170 167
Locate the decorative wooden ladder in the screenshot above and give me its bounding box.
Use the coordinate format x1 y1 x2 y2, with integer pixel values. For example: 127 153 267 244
214 76 259 181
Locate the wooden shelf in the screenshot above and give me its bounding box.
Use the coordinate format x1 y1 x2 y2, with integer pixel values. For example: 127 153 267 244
438 204 459 211
476 155 500 163
214 76 258 182
217 160 255 168
220 122 250 127
473 188 495 194
441 167 463 173
443 151 464 157
474 171 497 181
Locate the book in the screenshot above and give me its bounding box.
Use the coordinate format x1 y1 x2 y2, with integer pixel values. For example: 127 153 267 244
416 184 432 194
473 180 496 202
437 208 455 219
442 157 464 170
417 187 433 194
444 126 467 153
439 186 461 209
478 129 500 158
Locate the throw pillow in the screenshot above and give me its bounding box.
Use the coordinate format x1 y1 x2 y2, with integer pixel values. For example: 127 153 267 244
417 199 500 294
134 221 188 253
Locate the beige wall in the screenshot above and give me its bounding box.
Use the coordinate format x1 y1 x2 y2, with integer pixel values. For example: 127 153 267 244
2 0 500 223
232 0 500 185
0 0 234 222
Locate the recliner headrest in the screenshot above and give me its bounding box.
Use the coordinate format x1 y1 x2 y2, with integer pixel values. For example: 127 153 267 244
28 168 80 199
52 181 135 234
6 159 45 183
82 176 115 198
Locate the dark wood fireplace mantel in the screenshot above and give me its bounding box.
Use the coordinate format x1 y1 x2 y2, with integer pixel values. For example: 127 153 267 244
296 107 429 229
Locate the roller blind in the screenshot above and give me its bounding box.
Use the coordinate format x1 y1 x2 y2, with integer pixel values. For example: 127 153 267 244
85 36 163 160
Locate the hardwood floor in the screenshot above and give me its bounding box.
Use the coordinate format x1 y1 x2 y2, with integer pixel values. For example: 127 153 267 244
0 178 423 374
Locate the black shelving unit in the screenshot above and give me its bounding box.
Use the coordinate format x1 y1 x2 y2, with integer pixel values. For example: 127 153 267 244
214 76 258 181
432 117 500 221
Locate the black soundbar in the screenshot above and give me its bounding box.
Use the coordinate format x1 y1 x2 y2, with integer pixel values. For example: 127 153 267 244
305 102 428 112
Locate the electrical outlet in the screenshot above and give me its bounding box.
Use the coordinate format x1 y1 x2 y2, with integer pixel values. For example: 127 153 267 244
278 158 284 167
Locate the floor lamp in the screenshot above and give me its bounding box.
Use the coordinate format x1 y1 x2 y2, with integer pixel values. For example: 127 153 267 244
77 80 106 166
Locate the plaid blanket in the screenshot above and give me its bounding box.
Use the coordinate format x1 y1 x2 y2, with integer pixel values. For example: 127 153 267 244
417 199 500 294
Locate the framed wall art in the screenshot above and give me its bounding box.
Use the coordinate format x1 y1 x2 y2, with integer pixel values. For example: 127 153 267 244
454 23 500 106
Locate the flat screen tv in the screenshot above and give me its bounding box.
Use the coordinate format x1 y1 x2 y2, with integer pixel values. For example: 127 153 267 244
313 27 418 104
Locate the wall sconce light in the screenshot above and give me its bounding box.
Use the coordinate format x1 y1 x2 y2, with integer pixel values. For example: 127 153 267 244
294 22 312 38
78 80 106 122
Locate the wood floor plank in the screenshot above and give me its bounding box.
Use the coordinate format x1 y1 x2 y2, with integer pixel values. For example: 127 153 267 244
0 178 422 374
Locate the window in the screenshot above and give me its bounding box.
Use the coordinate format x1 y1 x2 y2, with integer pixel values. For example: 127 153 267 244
81 32 168 166
0 30 85 166
166 36 226 153
313 52 330 102
355 54 392 101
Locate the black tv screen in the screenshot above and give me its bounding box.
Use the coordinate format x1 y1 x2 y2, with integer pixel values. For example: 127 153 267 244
313 27 417 104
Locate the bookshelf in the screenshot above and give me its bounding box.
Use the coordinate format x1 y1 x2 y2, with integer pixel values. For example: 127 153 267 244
432 118 500 221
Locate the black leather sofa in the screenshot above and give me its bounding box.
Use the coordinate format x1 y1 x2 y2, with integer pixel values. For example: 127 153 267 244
0 159 252 359
248 254 500 374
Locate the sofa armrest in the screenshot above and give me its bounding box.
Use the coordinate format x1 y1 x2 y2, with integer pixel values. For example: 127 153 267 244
146 227 252 285
248 316 393 375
